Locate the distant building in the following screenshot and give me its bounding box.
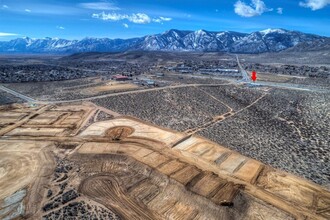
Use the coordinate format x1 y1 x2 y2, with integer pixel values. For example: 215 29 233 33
112 75 129 81
199 68 238 73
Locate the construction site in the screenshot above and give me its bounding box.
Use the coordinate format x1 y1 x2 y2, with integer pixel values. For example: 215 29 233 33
0 52 329 219
0 100 329 220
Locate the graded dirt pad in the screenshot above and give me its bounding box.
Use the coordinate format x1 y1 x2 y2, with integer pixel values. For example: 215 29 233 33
0 140 54 220
96 83 138 92
80 175 160 220
0 103 329 220
0 142 51 199
105 126 135 140
81 83 139 96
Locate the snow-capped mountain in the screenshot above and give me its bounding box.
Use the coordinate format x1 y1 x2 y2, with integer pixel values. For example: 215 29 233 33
0 29 327 54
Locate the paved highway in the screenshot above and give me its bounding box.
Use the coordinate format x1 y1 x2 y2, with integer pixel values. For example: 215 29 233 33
47 82 233 104
236 55 250 82
0 85 38 103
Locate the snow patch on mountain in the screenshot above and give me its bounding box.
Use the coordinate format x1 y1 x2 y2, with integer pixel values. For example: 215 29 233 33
0 29 327 54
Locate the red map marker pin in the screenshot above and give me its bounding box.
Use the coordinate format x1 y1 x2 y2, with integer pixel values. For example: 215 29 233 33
251 70 257 82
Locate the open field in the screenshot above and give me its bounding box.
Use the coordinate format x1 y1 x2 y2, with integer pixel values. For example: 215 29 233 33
0 102 329 220
93 86 231 131
3 77 143 101
198 88 330 185
0 90 23 105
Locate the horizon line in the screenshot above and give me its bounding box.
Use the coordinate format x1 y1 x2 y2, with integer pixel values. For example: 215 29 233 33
1 28 329 42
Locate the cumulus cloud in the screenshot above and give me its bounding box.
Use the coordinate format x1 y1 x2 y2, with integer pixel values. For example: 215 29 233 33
25 9 31 12
2 5 9 9
0 32 18 37
56 26 65 30
92 12 172 24
79 2 120 10
234 0 272 17
277 7 283 14
123 23 128 28
128 13 151 24
299 0 330 10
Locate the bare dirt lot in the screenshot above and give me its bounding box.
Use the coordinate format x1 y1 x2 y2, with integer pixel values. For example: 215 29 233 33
3 77 142 101
0 103 329 220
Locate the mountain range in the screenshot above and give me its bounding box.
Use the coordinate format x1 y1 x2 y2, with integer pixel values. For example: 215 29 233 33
0 28 329 54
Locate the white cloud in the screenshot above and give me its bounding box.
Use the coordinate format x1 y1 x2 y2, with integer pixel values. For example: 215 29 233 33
123 23 128 28
92 12 172 24
0 32 18 37
2 5 9 9
299 0 330 10
277 7 283 14
152 16 172 23
25 9 31 12
56 26 65 30
128 13 151 24
160 16 172 21
92 12 122 21
152 18 162 23
234 0 272 17
79 2 120 10
92 12 150 23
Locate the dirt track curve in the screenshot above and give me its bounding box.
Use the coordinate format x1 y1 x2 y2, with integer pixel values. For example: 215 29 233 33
79 175 161 220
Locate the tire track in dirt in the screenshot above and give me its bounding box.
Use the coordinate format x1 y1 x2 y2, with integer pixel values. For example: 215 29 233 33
79 175 161 220
185 90 269 135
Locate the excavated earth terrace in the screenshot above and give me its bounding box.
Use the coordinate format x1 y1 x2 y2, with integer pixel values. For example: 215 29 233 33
0 102 329 220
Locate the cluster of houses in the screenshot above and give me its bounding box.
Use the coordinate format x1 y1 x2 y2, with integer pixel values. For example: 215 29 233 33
110 74 158 87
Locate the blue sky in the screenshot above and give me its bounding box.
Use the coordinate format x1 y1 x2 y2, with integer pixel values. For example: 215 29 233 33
0 0 329 41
